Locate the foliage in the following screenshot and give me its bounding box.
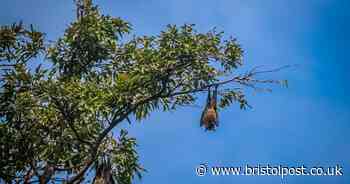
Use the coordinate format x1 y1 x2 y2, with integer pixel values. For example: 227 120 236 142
0 0 286 183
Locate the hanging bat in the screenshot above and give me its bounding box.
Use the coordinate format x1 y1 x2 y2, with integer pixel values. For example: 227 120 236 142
200 85 219 131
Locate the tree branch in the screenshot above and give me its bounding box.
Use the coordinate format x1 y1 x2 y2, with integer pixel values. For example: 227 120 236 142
65 65 288 183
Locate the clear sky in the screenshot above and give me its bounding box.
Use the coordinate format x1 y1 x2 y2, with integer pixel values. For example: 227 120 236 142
1 0 349 183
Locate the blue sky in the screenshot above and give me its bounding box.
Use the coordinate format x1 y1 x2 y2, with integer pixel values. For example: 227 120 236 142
1 0 349 183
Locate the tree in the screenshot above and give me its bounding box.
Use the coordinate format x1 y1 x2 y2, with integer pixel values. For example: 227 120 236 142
0 0 288 183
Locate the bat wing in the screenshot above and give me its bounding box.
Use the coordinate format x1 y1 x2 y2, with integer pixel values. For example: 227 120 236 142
200 107 207 127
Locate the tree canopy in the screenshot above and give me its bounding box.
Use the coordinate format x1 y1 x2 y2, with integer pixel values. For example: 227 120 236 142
0 0 287 183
